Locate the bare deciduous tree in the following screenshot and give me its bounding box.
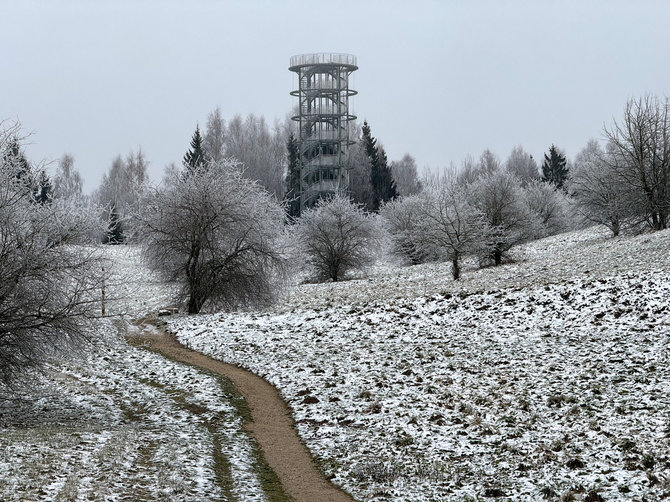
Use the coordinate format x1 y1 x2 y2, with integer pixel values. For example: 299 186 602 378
0 126 105 386
52 153 83 199
141 159 287 314
505 146 539 186
390 153 422 196
471 169 539 265
456 150 500 186
96 149 149 242
456 155 480 186
296 195 381 282
605 95 670 230
381 194 438 265
224 114 288 200
203 106 226 164
416 181 488 279
570 139 630 236
522 179 572 237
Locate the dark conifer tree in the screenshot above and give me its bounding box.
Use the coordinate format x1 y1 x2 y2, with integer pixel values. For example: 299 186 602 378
361 121 379 168
33 171 52 205
104 205 125 244
541 144 569 189
362 121 397 211
3 137 33 190
284 132 301 219
183 125 206 174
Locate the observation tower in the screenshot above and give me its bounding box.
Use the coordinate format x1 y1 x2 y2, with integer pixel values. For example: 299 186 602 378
289 53 358 209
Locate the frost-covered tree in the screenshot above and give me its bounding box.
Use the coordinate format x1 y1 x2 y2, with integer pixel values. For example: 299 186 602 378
455 155 480 186
472 169 539 265
1 131 52 205
505 146 539 186
103 205 124 244
569 139 630 236
522 179 571 237
456 150 500 186
604 95 670 231
390 153 422 196
419 181 488 279
541 145 569 189
383 177 486 279
347 139 375 210
203 107 226 164
296 194 381 282
225 114 288 200
381 194 438 265
141 160 287 314
53 154 83 199
0 125 105 386
479 149 501 175
1 134 31 183
33 170 52 205
96 149 148 242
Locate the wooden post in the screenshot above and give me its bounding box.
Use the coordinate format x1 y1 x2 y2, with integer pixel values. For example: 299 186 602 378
101 266 106 316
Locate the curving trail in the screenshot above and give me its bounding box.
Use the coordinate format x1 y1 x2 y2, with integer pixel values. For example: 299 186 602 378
130 318 354 502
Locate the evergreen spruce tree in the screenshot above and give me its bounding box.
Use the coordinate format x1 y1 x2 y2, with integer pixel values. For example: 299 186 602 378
33 170 52 205
361 121 379 169
362 121 397 211
104 205 125 244
284 132 301 219
183 125 206 175
3 137 34 191
541 144 569 189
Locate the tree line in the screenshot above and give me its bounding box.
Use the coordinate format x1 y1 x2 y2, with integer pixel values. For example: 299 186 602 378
2 94 669 386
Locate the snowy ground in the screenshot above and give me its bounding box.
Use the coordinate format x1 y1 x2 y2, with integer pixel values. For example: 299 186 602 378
2 229 669 501
0 246 271 502
170 227 670 501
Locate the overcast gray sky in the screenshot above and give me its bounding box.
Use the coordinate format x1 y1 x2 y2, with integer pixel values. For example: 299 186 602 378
2 0 669 192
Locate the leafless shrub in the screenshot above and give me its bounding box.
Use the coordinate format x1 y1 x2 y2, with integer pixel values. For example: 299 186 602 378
522 179 573 236
0 124 105 386
295 194 381 282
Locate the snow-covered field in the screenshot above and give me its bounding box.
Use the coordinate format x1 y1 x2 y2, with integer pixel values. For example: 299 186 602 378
0 247 271 501
170 227 670 501
2 229 669 501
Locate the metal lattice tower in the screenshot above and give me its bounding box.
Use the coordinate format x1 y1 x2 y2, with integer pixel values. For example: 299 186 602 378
289 53 358 210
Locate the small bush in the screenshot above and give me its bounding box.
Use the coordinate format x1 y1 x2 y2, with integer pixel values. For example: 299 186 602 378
295 195 381 282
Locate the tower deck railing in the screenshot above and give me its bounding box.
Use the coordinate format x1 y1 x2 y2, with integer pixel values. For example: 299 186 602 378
290 53 357 68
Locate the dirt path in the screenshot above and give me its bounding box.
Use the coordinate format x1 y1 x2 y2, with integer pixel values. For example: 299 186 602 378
129 318 354 502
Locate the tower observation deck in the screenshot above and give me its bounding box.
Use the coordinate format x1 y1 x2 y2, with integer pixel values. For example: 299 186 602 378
289 53 358 209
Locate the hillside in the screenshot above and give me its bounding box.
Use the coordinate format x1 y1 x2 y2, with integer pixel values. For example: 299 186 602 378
1 227 668 501
171 227 670 501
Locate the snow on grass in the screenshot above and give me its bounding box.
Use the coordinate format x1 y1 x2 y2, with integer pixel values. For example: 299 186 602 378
171 227 670 501
0 245 268 502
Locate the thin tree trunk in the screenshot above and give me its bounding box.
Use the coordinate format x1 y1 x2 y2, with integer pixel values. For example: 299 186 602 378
493 248 502 266
451 255 460 280
187 243 202 314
